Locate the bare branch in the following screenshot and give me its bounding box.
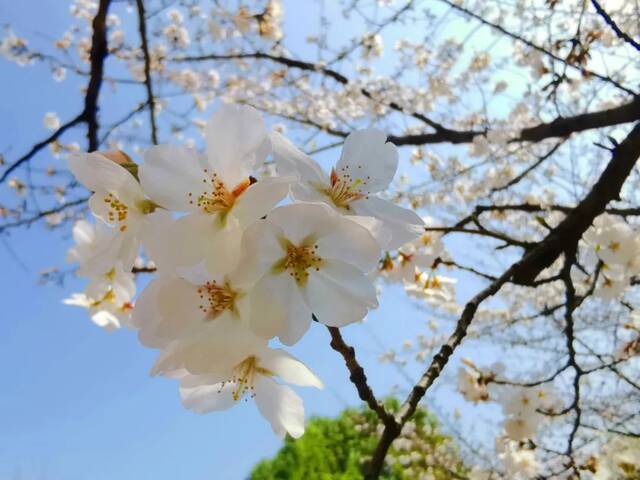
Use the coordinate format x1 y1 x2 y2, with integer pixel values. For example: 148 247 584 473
135 0 159 144
590 0 640 52
327 326 396 428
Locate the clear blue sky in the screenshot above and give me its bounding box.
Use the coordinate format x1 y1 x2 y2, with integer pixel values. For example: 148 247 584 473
0 2 494 479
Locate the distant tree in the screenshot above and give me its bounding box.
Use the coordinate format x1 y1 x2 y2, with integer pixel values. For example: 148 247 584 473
251 399 467 480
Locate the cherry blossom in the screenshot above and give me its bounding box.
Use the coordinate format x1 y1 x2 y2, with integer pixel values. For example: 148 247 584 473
177 339 322 438
240 202 380 345
68 151 160 270
272 129 424 249
139 104 290 275
64 263 135 331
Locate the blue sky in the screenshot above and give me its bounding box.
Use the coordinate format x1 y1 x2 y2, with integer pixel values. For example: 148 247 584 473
0 2 498 479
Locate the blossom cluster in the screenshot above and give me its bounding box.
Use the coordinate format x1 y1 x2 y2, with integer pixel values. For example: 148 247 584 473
580 214 640 300
64 104 424 437
457 361 559 478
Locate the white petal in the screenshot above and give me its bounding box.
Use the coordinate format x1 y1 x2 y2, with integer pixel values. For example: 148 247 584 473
306 260 378 327
68 152 144 205
249 274 312 345
111 265 136 303
255 376 305 438
236 219 286 284
63 293 91 308
132 277 167 347
266 202 337 245
139 209 177 273
91 310 121 331
139 144 208 211
336 129 397 193
352 196 424 250
232 176 292 226
170 214 242 275
206 104 269 186
180 379 237 413
259 349 323 388
348 215 392 250
315 216 381 273
271 132 327 184
151 322 266 375
203 219 243 275
70 219 94 249
155 277 205 339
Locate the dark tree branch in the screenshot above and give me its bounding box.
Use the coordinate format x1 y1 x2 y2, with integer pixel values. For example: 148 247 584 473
366 261 522 478
490 141 564 193
364 124 640 478
591 0 640 52
512 122 640 285
390 96 640 146
84 0 112 151
0 114 85 183
135 0 158 144
0 196 89 233
327 326 396 427
173 51 459 136
175 51 640 146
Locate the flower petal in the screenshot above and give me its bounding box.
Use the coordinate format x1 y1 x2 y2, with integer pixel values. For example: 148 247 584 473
249 274 312 345
260 349 323 388
139 209 177 273
180 378 238 413
170 213 242 275
255 376 305 438
232 176 292 227
352 196 424 250
68 152 144 205
336 129 397 193
206 104 269 186
266 202 337 245
271 132 327 184
306 260 378 327
315 216 381 273
139 144 208 212
237 219 286 284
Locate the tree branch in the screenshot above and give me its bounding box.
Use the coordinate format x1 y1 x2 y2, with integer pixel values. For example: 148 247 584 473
84 0 112 151
365 123 640 478
512 121 640 285
590 0 640 52
327 326 396 427
437 0 636 95
0 114 85 183
135 0 158 144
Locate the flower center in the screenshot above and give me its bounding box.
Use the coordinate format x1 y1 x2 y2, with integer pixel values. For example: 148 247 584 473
399 251 414 266
104 193 129 232
273 238 323 287
196 280 239 320
188 170 253 221
228 356 273 401
320 167 368 210
89 289 116 308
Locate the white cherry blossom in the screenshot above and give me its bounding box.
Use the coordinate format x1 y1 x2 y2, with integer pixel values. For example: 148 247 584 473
67 219 135 277
68 152 160 270
64 263 135 331
240 202 380 345
272 129 424 250
133 271 251 349
139 104 291 275
177 337 322 438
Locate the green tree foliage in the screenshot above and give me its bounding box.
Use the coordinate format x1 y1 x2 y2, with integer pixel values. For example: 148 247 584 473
251 399 467 479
